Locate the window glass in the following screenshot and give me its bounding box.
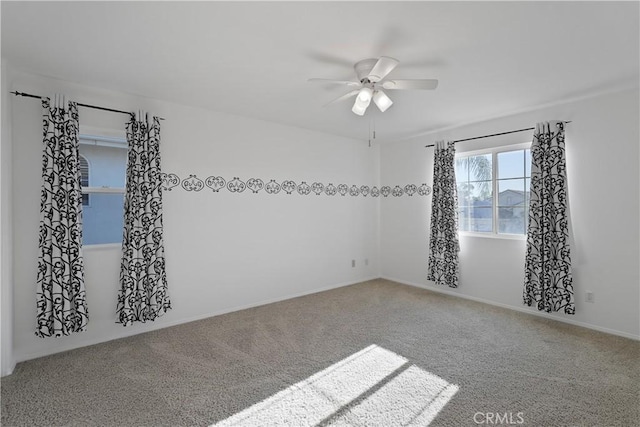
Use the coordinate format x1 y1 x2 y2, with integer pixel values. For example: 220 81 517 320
468 180 492 202
79 137 127 245
468 153 492 181
82 193 125 245
498 207 527 234
455 157 468 181
498 150 525 179
469 207 493 232
455 146 530 236
458 207 470 232
78 143 127 188
456 153 493 234
498 179 526 203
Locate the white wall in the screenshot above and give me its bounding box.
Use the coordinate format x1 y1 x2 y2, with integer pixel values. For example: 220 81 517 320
8 68 381 365
1 60 16 376
381 87 640 339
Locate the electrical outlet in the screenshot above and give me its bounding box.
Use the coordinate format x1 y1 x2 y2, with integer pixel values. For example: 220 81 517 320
365 258 369 266
351 259 356 268
585 291 595 303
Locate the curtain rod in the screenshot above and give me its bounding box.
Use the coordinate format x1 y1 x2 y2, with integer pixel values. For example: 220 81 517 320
424 121 572 148
11 91 165 120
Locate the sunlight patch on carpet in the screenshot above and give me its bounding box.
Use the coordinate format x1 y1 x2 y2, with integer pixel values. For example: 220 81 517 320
213 344 458 426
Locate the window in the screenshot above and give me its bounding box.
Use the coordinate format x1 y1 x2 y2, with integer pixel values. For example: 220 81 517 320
79 155 90 206
78 135 127 246
456 143 530 236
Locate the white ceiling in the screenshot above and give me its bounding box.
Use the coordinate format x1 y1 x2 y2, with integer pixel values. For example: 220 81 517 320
2 1 638 143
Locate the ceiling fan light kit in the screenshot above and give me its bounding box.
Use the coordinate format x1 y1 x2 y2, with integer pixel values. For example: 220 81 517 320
351 98 369 116
373 90 393 112
309 56 438 116
357 87 373 103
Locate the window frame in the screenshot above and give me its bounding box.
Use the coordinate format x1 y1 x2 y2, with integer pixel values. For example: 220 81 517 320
78 134 128 248
456 142 531 240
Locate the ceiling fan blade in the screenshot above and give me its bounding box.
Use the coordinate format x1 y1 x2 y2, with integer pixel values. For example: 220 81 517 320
306 51 354 67
382 79 439 90
367 56 399 82
308 78 361 87
324 90 359 107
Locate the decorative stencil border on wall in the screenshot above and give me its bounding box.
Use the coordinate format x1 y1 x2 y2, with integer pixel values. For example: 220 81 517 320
161 173 431 198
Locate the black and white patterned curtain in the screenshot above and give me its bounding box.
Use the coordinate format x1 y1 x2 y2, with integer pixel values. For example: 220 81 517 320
117 112 171 326
36 95 89 337
427 141 460 288
524 121 574 314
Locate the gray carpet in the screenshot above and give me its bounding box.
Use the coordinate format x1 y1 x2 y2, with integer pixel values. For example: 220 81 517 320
2 279 638 426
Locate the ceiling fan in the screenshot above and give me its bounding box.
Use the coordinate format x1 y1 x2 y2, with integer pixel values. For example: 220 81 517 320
308 56 438 116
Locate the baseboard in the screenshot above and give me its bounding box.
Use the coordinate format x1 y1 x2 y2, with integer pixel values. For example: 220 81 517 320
130 275 381 334
1 359 16 377
16 273 634 367
381 275 640 341
15 275 380 365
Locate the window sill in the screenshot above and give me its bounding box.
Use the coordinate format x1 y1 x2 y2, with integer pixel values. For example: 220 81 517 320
458 231 526 241
82 243 121 251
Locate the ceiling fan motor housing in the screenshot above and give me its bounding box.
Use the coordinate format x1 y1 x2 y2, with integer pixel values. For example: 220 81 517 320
354 58 379 83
